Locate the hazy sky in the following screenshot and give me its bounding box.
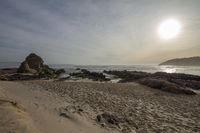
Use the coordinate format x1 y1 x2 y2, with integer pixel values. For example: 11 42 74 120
0 0 200 65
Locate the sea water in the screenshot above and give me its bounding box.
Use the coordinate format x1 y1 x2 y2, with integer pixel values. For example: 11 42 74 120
1 62 200 76
50 64 200 76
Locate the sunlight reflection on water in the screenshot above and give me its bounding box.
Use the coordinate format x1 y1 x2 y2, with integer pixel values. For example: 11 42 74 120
160 66 177 73
1 62 200 76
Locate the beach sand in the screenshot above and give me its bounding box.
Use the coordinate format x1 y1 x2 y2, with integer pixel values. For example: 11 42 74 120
0 80 200 133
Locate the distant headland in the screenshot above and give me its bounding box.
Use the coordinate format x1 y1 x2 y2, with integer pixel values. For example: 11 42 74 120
159 56 200 66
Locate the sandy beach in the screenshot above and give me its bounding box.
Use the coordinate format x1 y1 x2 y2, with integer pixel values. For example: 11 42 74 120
0 81 118 133
1 0 200 132
0 80 200 133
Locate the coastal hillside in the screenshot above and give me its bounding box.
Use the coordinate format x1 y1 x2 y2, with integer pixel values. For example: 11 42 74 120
159 56 200 66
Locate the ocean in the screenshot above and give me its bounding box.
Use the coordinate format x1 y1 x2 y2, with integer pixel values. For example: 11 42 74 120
50 64 200 76
1 62 200 76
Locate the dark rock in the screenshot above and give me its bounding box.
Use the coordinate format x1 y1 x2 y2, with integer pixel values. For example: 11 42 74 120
39 68 57 79
55 69 66 75
16 53 65 79
101 123 105 127
78 108 83 112
76 68 81 70
18 53 44 73
0 73 39 81
152 72 200 81
152 72 200 90
0 68 18 75
96 112 119 126
104 70 199 94
70 69 110 81
104 70 150 82
171 80 200 90
97 115 101 122
138 78 196 95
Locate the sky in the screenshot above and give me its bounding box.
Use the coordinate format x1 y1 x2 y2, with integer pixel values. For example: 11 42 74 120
0 0 200 65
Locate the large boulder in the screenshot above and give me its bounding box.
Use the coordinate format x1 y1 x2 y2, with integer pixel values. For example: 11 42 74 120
18 53 45 73
17 53 66 79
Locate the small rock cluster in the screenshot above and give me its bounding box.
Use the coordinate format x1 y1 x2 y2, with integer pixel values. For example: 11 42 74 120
97 112 120 127
59 105 84 121
96 112 137 133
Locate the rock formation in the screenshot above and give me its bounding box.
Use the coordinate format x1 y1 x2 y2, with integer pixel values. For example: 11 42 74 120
17 53 65 79
70 69 110 81
104 70 199 95
18 53 45 73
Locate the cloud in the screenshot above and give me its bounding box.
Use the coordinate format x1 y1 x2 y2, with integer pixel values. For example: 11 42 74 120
0 0 200 64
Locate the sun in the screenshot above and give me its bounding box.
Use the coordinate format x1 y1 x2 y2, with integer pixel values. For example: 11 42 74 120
158 19 181 39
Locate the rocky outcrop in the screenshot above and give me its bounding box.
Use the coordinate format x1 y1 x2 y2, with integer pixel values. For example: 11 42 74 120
70 69 110 81
0 53 65 81
15 53 65 79
104 70 198 95
18 53 44 73
104 70 150 82
138 78 196 95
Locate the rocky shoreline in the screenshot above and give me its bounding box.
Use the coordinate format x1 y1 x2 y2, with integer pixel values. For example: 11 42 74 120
1 53 200 133
1 67 200 95
0 53 199 95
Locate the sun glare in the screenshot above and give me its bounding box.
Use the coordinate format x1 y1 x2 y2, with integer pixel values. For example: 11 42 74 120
158 19 181 39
